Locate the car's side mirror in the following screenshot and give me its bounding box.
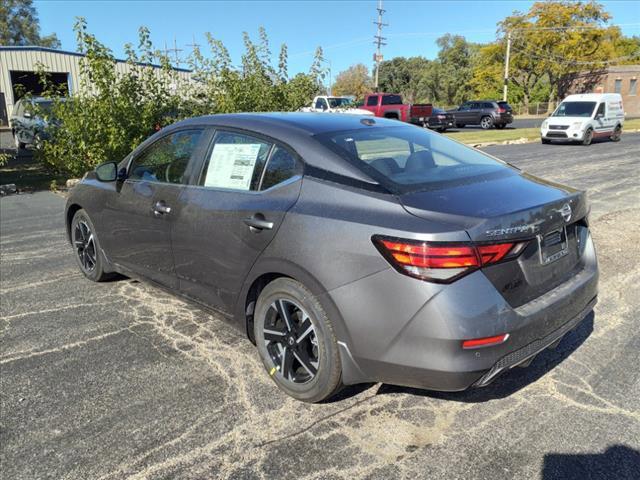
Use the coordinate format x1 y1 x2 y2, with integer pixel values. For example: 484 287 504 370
23 111 32 118
95 162 118 182
595 113 604 120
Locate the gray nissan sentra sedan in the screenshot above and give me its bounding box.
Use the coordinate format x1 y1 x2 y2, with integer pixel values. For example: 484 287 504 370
65 113 598 402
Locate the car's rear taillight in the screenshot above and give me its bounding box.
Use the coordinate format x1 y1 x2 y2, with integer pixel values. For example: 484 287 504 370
437 114 446 120
498 107 507 113
373 236 527 283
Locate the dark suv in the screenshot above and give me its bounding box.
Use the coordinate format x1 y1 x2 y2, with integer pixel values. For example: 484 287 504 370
450 100 514 129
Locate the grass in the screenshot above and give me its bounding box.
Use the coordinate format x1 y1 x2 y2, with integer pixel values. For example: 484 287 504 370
446 118 640 145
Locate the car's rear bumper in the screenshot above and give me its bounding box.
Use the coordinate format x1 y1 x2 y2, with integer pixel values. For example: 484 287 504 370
328 231 598 391
473 295 596 387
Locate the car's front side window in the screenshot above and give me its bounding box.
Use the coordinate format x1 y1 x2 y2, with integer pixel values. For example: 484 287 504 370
129 129 203 184
199 131 273 191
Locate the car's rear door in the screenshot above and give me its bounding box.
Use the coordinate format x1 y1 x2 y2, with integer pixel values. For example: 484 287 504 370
171 128 303 312
100 128 207 288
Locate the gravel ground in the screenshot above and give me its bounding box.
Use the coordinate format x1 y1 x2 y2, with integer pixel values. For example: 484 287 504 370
1 134 639 479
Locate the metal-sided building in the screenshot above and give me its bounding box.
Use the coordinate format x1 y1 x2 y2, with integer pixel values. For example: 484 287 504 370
0 46 192 126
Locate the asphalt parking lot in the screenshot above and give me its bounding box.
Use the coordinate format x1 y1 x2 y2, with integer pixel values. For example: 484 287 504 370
1 134 639 479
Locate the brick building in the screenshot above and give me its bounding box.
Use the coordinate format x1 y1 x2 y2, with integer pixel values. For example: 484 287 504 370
568 65 639 116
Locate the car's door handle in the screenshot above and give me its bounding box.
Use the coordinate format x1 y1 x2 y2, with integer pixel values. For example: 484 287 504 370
244 214 273 232
152 200 171 216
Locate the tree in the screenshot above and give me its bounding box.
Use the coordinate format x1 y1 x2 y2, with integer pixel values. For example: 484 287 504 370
378 57 431 103
36 22 324 175
0 0 61 48
432 34 478 105
495 1 622 105
332 64 373 100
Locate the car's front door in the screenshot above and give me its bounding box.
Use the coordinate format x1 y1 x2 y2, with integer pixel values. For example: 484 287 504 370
100 128 207 288
171 129 303 312
593 101 615 136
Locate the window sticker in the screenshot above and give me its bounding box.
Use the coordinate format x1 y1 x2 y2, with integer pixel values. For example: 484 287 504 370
204 143 261 190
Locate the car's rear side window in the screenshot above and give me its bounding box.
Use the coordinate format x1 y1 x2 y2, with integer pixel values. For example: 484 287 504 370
381 95 402 106
260 145 302 190
316 126 515 193
129 129 203 184
366 96 378 106
200 131 272 191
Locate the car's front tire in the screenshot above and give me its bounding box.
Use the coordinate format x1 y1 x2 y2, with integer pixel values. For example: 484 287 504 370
582 128 593 146
254 278 342 403
541 138 551 144
71 209 112 282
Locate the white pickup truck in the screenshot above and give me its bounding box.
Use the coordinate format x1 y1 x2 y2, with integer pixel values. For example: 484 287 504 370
300 96 372 115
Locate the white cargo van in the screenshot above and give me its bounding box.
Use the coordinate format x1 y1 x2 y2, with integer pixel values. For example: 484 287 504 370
540 93 624 145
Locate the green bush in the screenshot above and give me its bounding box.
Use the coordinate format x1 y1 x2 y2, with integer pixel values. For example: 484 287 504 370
37 19 325 176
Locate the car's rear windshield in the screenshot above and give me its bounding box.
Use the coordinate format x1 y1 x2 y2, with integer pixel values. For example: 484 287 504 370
315 126 516 194
553 101 596 118
497 101 512 110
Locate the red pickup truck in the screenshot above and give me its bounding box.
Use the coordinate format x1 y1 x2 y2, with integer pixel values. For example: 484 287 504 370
362 93 433 125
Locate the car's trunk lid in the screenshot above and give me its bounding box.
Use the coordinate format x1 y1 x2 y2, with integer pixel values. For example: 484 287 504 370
399 171 589 307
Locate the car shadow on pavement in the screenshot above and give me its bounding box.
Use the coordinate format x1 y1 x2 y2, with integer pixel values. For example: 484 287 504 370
375 311 595 403
542 445 640 480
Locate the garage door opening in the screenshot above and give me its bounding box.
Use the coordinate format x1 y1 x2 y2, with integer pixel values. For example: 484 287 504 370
10 70 70 101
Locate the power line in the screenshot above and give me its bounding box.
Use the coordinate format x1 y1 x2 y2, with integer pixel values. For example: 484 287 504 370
510 44 638 66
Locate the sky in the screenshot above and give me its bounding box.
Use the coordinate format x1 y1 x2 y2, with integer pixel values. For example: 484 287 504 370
36 0 640 80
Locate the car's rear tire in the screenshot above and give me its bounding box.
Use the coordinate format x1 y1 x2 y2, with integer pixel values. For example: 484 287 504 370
582 128 593 146
71 209 112 282
455 123 465 128
480 116 493 130
495 123 506 129
610 124 622 142
254 278 342 403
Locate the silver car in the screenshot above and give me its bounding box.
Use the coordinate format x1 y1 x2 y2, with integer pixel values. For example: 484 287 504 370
65 113 598 402
10 97 54 150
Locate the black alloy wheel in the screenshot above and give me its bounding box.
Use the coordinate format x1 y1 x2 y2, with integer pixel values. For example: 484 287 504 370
263 299 319 384
254 278 342 402
71 209 111 282
74 219 97 273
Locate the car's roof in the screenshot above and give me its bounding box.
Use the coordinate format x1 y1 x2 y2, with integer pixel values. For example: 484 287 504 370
143 113 413 185
562 93 622 101
175 112 405 135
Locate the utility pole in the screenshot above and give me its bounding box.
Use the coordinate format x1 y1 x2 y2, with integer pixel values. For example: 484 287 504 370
173 37 183 68
373 0 387 90
503 30 512 102
186 35 201 70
